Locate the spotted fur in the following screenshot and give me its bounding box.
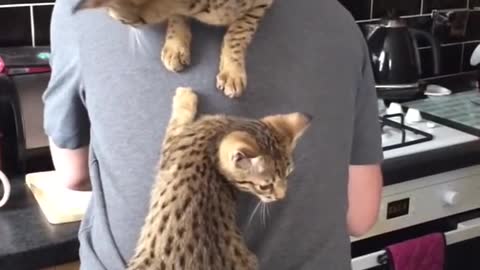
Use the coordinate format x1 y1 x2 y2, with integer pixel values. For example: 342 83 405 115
74 0 274 98
122 87 310 270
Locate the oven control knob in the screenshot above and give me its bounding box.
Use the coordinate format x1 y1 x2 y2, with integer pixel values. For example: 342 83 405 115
406 108 422 123
387 102 403 115
443 191 459 206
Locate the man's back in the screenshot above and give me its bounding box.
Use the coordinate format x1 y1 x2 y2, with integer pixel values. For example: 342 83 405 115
44 0 382 269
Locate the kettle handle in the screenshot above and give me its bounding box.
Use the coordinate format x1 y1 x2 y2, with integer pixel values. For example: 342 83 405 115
409 29 442 76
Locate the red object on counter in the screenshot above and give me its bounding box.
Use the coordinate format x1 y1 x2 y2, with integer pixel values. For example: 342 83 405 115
4 66 51 75
0 55 51 75
0 57 5 74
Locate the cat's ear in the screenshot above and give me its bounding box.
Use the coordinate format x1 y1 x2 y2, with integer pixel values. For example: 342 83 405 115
261 112 312 146
231 150 264 172
72 0 111 12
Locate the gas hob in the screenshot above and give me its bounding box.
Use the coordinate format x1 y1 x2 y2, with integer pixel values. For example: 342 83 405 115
379 100 478 160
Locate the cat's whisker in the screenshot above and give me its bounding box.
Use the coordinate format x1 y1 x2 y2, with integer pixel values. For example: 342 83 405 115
128 28 138 54
127 27 147 58
266 203 271 219
247 201 262 227
261 202 267 227
134 28 145 53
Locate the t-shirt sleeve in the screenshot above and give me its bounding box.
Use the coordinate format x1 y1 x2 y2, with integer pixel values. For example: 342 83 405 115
350 39 384 165
42 0 90 149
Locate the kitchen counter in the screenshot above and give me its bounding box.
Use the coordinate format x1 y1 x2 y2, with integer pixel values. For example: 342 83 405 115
0 176 80 270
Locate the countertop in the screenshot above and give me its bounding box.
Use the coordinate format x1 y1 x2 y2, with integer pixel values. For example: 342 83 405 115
0 176 80 270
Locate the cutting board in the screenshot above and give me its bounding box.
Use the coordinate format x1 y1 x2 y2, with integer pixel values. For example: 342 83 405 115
26 171 92 224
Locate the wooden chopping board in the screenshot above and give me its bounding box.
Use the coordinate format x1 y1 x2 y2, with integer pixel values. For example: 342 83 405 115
26 171 92 224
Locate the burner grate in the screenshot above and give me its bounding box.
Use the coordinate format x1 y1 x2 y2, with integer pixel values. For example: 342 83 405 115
380 113 434 151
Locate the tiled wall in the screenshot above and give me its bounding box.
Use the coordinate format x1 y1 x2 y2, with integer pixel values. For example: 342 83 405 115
0 1 53 47
339 0 480 77
0 0 479 77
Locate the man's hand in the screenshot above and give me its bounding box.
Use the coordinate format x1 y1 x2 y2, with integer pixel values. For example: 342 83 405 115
347 164 383 237
48 138 91 191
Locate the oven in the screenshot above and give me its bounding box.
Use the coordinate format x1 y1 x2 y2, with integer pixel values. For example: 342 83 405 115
351 165 480 270
350 100 480 270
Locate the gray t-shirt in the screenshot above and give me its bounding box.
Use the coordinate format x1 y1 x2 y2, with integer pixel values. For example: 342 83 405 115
43 0 383 269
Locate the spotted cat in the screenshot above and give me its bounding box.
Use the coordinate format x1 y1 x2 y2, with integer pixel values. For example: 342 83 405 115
74 0 274 98
126 87 311 270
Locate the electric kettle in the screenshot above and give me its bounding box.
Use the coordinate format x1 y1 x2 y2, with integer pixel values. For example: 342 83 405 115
364 15 441 100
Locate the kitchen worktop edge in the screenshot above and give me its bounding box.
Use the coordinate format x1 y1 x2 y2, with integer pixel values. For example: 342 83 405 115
0 176 80 270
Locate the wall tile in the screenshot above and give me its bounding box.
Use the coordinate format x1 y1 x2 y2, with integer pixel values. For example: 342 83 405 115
0 7 31 47
420 44 462 77
0 0 475 78
0 0 53 4
423 0 468 13
372 0 421 18
404 12 472 45
430 11 469 43
465 11 480 41
470 0 480 8
372 15 462 47
33 5 53 46
463 42 480 71
338 0 372 20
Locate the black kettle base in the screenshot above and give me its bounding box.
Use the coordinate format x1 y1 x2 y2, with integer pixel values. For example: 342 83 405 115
377 88 426 103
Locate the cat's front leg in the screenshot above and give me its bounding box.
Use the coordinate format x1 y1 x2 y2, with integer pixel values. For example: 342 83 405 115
171 87 198 126
161 16 192 72
216 4 272 98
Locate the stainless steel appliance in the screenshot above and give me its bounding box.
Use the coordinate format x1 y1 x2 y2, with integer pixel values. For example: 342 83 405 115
363 15 442 101
350 98 480 269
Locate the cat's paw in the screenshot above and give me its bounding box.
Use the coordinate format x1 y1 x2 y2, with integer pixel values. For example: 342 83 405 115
216 65 247 98
174 87 198 114
161 41 191 72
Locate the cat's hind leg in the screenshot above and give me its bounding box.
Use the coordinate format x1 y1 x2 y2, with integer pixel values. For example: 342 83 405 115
161 16 192 72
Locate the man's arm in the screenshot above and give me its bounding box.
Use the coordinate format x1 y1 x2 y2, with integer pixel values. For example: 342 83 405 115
347 164 382 236
49 138 91 191
43 0 91 190
346 29 384 237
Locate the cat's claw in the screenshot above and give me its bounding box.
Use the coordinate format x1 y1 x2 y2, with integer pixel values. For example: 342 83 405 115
161 43 191 72
216 69 247 98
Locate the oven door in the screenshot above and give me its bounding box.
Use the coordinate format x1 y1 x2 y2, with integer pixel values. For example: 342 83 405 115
351 210 480 270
